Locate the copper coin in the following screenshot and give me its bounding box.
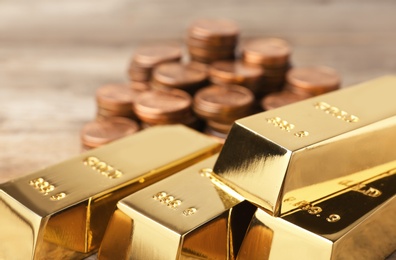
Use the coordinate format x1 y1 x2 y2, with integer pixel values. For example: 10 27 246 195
153 62 208 88
133 89 193 124
129 81 151 91
261 90 310 111
132 43 182 68
187 37 237 49
97 107 135 118
204 126 227 143
209 60 264 84
193 85 254 121
286 66 341 95
80 117 140 148
188 19 239 42
96 84 139 111
206 119 233 134
243 38 291 67
188 46 235 59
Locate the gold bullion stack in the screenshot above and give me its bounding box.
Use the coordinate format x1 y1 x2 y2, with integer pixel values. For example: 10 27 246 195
2 76 396 260
214 75 396 259
0 126 221 259
99 75 396 260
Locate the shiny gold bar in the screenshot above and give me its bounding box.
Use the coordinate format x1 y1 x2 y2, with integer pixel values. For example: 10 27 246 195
214 75 396 216
98 155 256 260
237 161 396 259
0 125 221 259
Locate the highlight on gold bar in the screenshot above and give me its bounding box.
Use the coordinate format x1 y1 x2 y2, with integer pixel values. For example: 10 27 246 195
237 161 396 259
214 75 396 216
0 125 221 259
98 155 256 260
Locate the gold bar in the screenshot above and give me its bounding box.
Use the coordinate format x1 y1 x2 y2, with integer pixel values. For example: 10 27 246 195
98 155 256 260
237 161 396 259
0 125 221 259
214 75 396 215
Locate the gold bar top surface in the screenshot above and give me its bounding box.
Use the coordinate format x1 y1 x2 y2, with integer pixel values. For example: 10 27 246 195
214 75 396 215
99 155 256 260
0 125 221 259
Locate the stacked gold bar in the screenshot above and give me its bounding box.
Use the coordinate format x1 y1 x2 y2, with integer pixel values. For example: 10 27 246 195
1 76 396 259
0 126 221 259
214 75 396 259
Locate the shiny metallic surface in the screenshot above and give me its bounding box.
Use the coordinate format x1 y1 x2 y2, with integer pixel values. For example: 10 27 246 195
98 155 256 260
214 75 396 216
0 125 221 259
239 162 396 259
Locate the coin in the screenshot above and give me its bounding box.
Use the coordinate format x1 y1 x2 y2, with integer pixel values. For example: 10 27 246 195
80 117 140 149
260 90 310 110
209 60 264 84
152 62 208 91
286 66 341 95
206 119 233 134
204 126 227 143
242 38 291 67
188 19 239 43
187 19 239 63
128 43 182 82
96 84 139 112
132 43 182 68
193 85 254 122
133 89 193 124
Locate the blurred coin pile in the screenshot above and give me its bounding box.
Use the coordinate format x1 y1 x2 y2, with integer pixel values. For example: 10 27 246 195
81 18 341 149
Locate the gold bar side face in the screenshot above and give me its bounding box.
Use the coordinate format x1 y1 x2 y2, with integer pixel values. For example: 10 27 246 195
98 155 256 260
238 162 396 259
214 75 396 215
0 125 221 259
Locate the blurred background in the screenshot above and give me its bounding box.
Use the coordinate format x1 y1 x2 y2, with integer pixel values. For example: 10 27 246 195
1 0 396 180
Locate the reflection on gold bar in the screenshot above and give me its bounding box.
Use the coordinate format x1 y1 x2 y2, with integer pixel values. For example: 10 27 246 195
214 76 396 215
0 125 221 259
238 163 396 259
98 155 256 260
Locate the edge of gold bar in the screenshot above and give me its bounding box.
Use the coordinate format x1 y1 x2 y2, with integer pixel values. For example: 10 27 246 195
214 75 396 216
98 155 256 260
237 161 396 259
0 125 221 259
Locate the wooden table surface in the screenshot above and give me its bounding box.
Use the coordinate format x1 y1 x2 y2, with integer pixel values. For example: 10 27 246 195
0 0 395 258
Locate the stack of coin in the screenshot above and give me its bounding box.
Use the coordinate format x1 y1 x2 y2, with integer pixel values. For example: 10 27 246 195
260 66 341 111
187 19 239 63
133 89 200 129
96 83 141 119
242 38 292 95
209 60 265 95
80 117 140 150
128 43 182 83
151 61 209 95
193 85 254 136
285 66 341 96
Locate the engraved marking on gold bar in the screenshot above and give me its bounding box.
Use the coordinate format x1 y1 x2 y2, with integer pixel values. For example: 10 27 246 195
29 177 55 195
83 156 123 179
153 191 182 209
314 101 359 122
50 192 67 201
266 117 295 132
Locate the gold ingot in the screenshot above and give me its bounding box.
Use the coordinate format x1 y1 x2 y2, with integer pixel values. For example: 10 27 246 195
214 75 396 215
237 161 396 259
98 155 256 260
0 125 221 259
